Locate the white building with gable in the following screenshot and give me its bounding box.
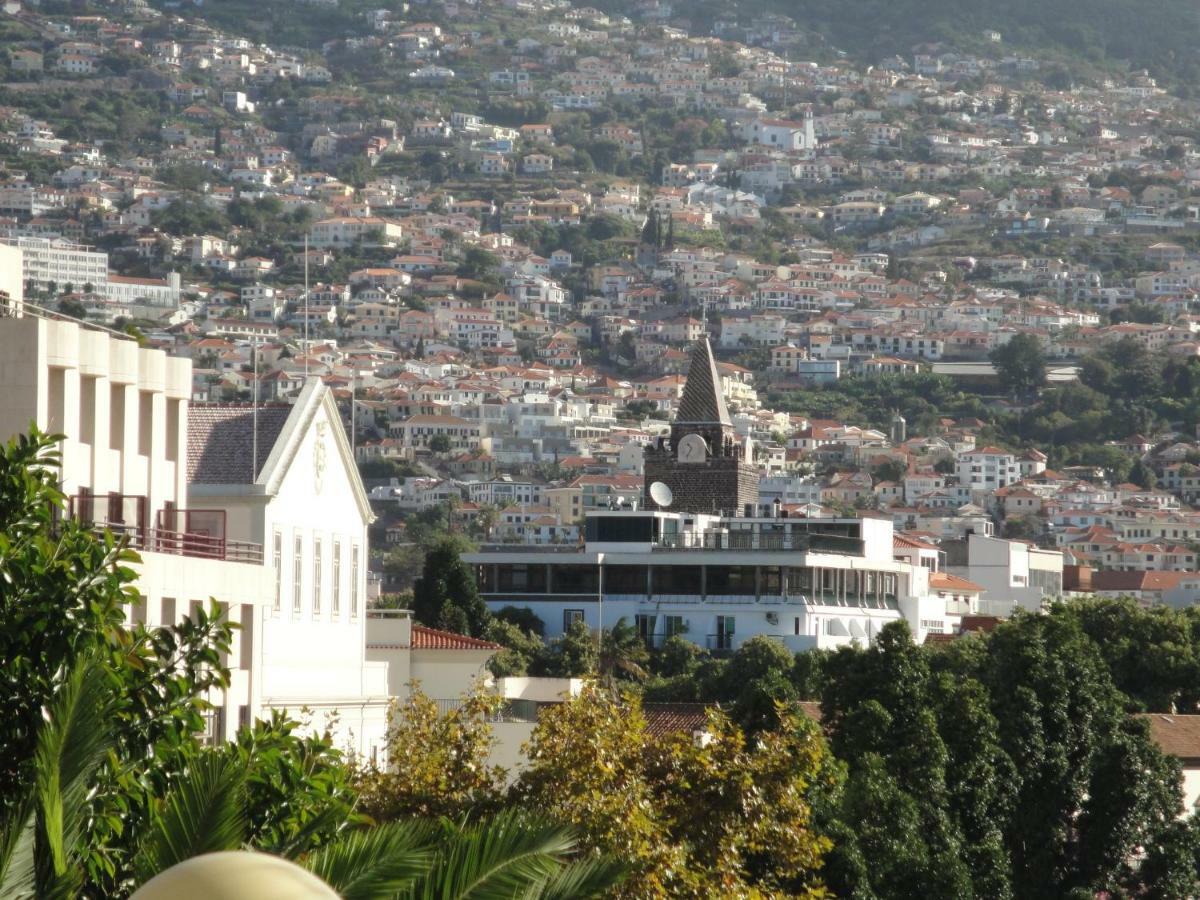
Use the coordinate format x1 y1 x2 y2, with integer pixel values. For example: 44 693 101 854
188 380 390 759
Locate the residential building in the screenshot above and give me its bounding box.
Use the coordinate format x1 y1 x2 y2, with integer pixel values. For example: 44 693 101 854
0 236 108 294
946 533 1064 616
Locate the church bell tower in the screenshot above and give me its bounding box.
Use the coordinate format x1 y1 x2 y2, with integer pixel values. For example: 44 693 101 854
643 338 761 515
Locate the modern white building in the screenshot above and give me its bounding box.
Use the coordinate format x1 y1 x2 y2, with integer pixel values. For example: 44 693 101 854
467 509 952 650
0 235 108 294
946 532 1064 616
955 446 1020 494
0 314 265 742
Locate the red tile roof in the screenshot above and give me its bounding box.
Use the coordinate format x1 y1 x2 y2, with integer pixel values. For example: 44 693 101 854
643 702 711 738
411 625 501 651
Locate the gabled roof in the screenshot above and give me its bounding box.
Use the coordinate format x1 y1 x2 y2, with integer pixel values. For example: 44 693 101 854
189 379 374 524
675 338 731 426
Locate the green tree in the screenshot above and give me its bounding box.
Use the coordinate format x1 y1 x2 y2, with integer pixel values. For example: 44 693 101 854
599 617 650 682
411 537 490 638
0 429 238 892
530 619 597 677
1 655 624 899
458 247 500 283
518 685 835 897
990 333 1047 400
356 684 505 821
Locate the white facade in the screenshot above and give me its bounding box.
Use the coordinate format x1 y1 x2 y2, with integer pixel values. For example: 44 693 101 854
189 380 390 759
0 315 265 742
0 236 108 294
468 510 949 651
948 533 1064 616
106 272 182 308
0 244 23 315
956 447 1020 494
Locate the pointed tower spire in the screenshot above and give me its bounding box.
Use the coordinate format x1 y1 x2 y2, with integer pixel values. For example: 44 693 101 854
676 337 732 426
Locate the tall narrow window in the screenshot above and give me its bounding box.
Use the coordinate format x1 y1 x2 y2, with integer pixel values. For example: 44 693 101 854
138 391 153 456
350 545 360 619
109 384 125 451
80 376 97 444
332 541 342 617
272 531 282 612
48 368 66 434
292 534 303 614
165 398 180 462
312 537 322 616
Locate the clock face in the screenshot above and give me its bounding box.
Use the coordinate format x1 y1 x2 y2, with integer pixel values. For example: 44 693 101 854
677 433 708 463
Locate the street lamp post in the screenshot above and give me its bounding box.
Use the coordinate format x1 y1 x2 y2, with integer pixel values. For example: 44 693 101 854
596 551 605 657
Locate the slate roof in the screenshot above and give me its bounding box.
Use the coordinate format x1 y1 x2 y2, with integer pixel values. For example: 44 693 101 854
675 338 732 426
1140 714 1200 762
187 403 294 485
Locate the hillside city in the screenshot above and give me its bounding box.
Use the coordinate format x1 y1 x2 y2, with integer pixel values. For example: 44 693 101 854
6 0 1200 896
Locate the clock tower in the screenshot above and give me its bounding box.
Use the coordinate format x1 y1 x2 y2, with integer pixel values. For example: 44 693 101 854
643 338 761 515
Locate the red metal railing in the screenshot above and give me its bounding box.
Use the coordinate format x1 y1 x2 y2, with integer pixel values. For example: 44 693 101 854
66 494 263 564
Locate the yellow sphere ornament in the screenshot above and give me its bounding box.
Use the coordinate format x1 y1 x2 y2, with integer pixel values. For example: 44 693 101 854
130 851 341 900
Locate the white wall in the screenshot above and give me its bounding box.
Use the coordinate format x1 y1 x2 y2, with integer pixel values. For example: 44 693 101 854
0 317 189 518
256 396 389 759
134 550 270 743
0 245 22 314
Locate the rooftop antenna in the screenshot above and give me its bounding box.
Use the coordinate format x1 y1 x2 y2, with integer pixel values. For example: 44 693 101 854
649 481 674 508
303 234 310 377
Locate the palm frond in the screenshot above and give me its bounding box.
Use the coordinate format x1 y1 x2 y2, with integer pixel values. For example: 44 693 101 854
132 752 248 885
303 820 435 900
525 856 629 900
32 650 116 897
409 809 582 900
0 805 37 900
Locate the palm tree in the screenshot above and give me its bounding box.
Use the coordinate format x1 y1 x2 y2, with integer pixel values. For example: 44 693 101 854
598 617 650 683
0 652 625 899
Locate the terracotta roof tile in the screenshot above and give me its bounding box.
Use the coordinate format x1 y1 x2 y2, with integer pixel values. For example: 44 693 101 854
642 703 711 738
411 625 501 651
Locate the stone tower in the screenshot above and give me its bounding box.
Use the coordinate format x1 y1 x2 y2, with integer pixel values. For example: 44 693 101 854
643 338 760 515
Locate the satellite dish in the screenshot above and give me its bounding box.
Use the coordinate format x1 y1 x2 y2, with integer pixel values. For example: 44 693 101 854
650 481 674 508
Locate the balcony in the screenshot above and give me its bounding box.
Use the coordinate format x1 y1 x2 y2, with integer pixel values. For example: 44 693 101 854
655 531 865 555
432 697 541 724
66 494 263 564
